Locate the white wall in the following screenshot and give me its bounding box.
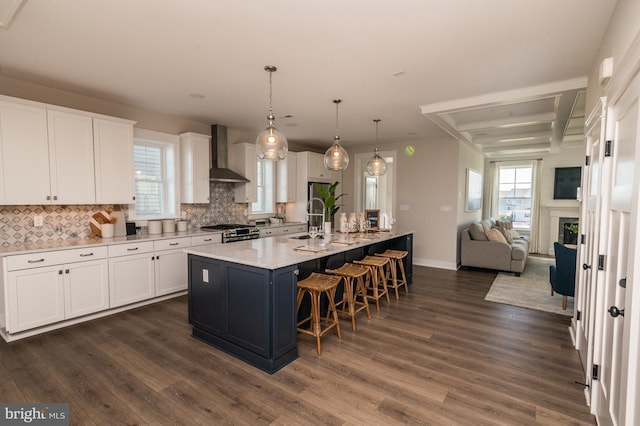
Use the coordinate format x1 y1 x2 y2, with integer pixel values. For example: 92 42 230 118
457 142 485 263
343 137 461 270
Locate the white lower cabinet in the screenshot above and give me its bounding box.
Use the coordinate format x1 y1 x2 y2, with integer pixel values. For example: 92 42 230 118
154 237 191 296
7 266 65 332
64 259 109 319
108 242 155 308
1 234 214 339
5 247 109 333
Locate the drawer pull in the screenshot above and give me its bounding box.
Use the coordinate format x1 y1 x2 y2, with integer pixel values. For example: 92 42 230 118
79 252 94 257
169 242 179 246
127 247 139 251
27 258 45 264
203 238 212 242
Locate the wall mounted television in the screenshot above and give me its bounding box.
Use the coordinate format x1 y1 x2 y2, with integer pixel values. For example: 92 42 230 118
553 167 582 200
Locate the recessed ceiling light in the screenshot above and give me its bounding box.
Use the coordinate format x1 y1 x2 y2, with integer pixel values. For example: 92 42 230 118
189 93 205 99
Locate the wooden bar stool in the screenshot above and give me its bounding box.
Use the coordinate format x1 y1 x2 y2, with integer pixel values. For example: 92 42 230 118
354 256 390 311
296 273 342 355
325 263 371 331
375 249 409 299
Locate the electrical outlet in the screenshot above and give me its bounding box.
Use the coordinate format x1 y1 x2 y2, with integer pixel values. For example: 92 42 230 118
34 215 43 227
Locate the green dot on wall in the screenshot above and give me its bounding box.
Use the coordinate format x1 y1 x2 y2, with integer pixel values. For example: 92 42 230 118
404 145 415 156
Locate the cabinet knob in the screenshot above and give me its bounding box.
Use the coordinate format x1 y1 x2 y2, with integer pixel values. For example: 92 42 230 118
53 195 58 200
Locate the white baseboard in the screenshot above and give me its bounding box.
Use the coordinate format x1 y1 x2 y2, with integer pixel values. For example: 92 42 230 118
412 257 457 270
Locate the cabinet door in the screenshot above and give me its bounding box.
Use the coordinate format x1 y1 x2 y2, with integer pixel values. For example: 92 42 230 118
93 117 135 204
47 110 96 204
189 256 227 335
108 253 155 308
155 249 188 296
6 266 65 332
64 259 109 319
276 152 297 202
0 100 51 205
308 152 331 181
229 143 258 203
180 132 211 203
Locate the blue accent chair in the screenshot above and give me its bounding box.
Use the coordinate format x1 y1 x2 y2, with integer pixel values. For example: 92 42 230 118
549 242 577 310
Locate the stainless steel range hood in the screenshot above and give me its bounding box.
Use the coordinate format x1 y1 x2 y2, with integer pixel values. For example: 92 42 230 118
209 124 250 183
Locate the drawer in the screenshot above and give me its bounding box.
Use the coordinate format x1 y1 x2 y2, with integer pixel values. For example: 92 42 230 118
154 237 192 251
280 225 306 234
107 241 154 257
6 246 108 271
191 234 222 246
260 228 281 237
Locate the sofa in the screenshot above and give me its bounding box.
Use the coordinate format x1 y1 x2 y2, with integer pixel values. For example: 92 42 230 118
460 217 529 275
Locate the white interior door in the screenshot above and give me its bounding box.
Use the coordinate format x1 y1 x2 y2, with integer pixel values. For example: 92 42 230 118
592 69 640 426
576 99 607 399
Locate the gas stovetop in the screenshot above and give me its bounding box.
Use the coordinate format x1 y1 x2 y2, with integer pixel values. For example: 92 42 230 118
200 224 260 242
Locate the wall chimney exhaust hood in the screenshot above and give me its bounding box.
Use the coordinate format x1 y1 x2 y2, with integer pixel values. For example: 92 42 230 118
210 124 250 183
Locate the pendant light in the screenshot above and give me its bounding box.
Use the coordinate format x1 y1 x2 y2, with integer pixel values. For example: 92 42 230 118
256 65 288 160
323 99 349 171
366 119 387 176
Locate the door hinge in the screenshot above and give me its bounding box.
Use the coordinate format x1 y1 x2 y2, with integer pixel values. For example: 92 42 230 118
585 155 590 166
604 140 613 157
577 310 582 321
598 255 606 271
593 364 600 380
580 234 586 244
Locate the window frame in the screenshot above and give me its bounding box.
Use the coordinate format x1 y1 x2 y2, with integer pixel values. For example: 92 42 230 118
249 158 275 218
498 164 533 229
130 128 180 220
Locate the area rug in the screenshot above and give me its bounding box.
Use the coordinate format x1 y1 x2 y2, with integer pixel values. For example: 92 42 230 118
484 256 574 316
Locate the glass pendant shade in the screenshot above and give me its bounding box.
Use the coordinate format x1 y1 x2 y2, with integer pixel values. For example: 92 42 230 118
256 65 287 160
366 148 387 176
323 99 349 171
324 136 349 170
256 115 288 160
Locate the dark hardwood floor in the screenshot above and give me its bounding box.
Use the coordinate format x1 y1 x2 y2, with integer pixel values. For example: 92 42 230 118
0 265 595 425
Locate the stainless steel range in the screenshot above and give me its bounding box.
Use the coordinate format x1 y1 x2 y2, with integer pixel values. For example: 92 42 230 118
200 224 260 243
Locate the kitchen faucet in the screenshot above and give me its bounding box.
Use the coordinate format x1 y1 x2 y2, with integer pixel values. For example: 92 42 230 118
306 197 325 233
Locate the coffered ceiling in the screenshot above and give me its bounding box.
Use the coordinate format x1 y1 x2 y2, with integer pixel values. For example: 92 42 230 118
420 80 587 158
0 0 616 155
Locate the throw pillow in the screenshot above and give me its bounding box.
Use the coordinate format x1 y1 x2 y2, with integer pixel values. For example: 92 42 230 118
497 226 514 244
485 227 508 244
509 228 521 239
496 220 513 231
469 222 488 241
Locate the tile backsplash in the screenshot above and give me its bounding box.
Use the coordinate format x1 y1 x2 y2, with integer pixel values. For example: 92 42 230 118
0 183 247 248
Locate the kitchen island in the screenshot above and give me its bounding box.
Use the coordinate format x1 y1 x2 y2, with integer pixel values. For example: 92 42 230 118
184 231 413 373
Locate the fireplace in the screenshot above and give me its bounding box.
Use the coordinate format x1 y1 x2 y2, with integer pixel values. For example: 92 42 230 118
559 217 579 245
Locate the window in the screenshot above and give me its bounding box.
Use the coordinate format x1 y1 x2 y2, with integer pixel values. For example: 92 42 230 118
498 166 532 229
132 129 179 219
251 159 274 215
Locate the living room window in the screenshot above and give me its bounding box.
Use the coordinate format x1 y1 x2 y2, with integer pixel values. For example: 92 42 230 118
498 166 532 229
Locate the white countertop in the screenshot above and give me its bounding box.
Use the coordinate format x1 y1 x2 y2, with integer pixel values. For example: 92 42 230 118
0 222 306 257
184 230 412 270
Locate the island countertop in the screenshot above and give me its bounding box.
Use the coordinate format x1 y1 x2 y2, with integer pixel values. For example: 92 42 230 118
184 230 413 270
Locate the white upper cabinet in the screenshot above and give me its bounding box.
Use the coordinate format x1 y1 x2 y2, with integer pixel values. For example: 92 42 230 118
0 95 136 206
93 117 136 204
276 151 297 202
297 151 332 182
180 132 210 204
47 110 96 204
0 99 51 204
228 142 258 203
